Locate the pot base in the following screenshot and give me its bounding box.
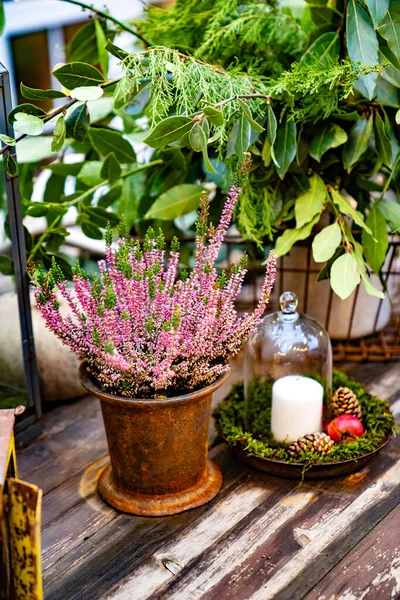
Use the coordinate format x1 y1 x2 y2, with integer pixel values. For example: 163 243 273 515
98 459 223 516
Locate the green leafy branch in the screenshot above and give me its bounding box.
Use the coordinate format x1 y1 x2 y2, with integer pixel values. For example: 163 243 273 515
27 159 164 259
59 0 150 45
0 77 120 159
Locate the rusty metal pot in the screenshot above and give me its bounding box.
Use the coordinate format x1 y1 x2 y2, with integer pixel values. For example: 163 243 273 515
79 363 229 516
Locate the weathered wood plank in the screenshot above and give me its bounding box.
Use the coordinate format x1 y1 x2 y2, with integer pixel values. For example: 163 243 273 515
43 447 252 599
17 396 97 476
105 485 322 600
304 503 400 600
144 436 399 600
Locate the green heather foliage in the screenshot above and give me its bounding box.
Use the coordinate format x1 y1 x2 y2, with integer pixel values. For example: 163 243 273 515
0 0 399 301
213 371 396 469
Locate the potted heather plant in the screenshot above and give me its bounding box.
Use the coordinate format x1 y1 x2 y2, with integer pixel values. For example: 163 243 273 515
30 166 277 516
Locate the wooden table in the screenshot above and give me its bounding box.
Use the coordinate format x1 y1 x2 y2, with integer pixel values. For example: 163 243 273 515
17 359 400 600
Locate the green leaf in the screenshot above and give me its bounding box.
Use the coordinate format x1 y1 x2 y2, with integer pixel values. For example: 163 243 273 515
46 162 85 176
88 128 135 163
365 0 389 28
8 103 46 126
113 75 137 110
20 83 66 100
331 252 360 299
13 113 44 136
377 3 400 55
157 147 186 171
0 134 16 146
309 126 335 162
362 205 388 274
26 203 50 217
145 184 205 220
374 112 392 167
51 116 66 152
346 0 379 99
261 138 272 167
100 152 121 182
85 206 119 227
379 197 400 232
375 74 398 105
343 115 373 172
266 105 277 146
360 273 385 298
189 121 201 152
78 161 104 187
98 185 122 208
312 222 342 262
301 31 340 64
0 2 5 36
330 124 348 148
144 116 194 148
203 106 224 127
198 120 216 173
105 39 130 61
66 103 90 142
266 104 278 167
330 188 373 235
352 240 385 298
379 42 400 71
295 173 326 228
45 229 70 254
274 117 297 179
68 21 98 64
235 114 251 159
237 99 264 133
82 221 103 240
94 19 108 76
4 153 18 177
0 255 13 276
44 173 66 204
52 62 105 90
275 213 321 257
70 86 104 101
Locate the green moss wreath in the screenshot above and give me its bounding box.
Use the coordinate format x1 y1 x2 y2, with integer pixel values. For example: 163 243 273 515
213 370 396 465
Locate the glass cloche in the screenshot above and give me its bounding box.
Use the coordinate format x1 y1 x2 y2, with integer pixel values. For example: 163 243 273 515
244 291 332 442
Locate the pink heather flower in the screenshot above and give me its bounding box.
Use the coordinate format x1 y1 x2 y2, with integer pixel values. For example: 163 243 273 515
31 184 277 399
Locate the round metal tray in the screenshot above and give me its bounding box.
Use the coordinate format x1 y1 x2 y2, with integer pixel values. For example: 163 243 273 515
221 433 393 480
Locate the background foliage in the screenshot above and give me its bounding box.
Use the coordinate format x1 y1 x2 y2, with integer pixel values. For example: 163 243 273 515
1 0 400 300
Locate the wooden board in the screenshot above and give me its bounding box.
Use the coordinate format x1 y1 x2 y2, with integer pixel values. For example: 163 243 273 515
15 359 400 600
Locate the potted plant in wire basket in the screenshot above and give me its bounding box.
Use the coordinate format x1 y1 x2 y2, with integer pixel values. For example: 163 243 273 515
29 161 277 516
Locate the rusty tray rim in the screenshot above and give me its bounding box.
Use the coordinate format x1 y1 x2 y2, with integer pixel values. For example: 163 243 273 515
220 431 394 478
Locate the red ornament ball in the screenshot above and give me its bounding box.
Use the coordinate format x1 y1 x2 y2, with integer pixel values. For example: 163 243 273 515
327 414 364 443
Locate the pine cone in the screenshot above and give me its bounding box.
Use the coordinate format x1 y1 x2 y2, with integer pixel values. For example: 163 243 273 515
288 432 334 458
330 387 362 420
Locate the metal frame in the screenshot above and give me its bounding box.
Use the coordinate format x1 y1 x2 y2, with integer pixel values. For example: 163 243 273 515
0 63 42 443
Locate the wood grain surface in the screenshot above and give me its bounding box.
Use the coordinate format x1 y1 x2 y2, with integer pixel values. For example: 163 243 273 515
16 358 400 600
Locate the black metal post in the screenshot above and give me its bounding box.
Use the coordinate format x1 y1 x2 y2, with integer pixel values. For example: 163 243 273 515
0 63 42 443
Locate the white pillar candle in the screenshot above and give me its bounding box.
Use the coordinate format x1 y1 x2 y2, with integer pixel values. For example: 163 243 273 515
271 375 323 442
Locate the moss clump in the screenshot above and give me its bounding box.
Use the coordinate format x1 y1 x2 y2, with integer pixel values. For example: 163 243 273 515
213 370 396 466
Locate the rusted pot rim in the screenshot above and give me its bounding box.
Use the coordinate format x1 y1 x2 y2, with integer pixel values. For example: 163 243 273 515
79 361 230 407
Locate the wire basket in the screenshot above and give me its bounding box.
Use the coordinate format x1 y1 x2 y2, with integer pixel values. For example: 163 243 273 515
231 236 400 362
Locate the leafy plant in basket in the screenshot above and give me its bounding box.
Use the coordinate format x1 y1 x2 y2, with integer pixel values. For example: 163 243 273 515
28 168 277 516
0 0 399 301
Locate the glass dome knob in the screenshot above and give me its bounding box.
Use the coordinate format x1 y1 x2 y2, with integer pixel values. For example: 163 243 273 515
279 291 298 314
